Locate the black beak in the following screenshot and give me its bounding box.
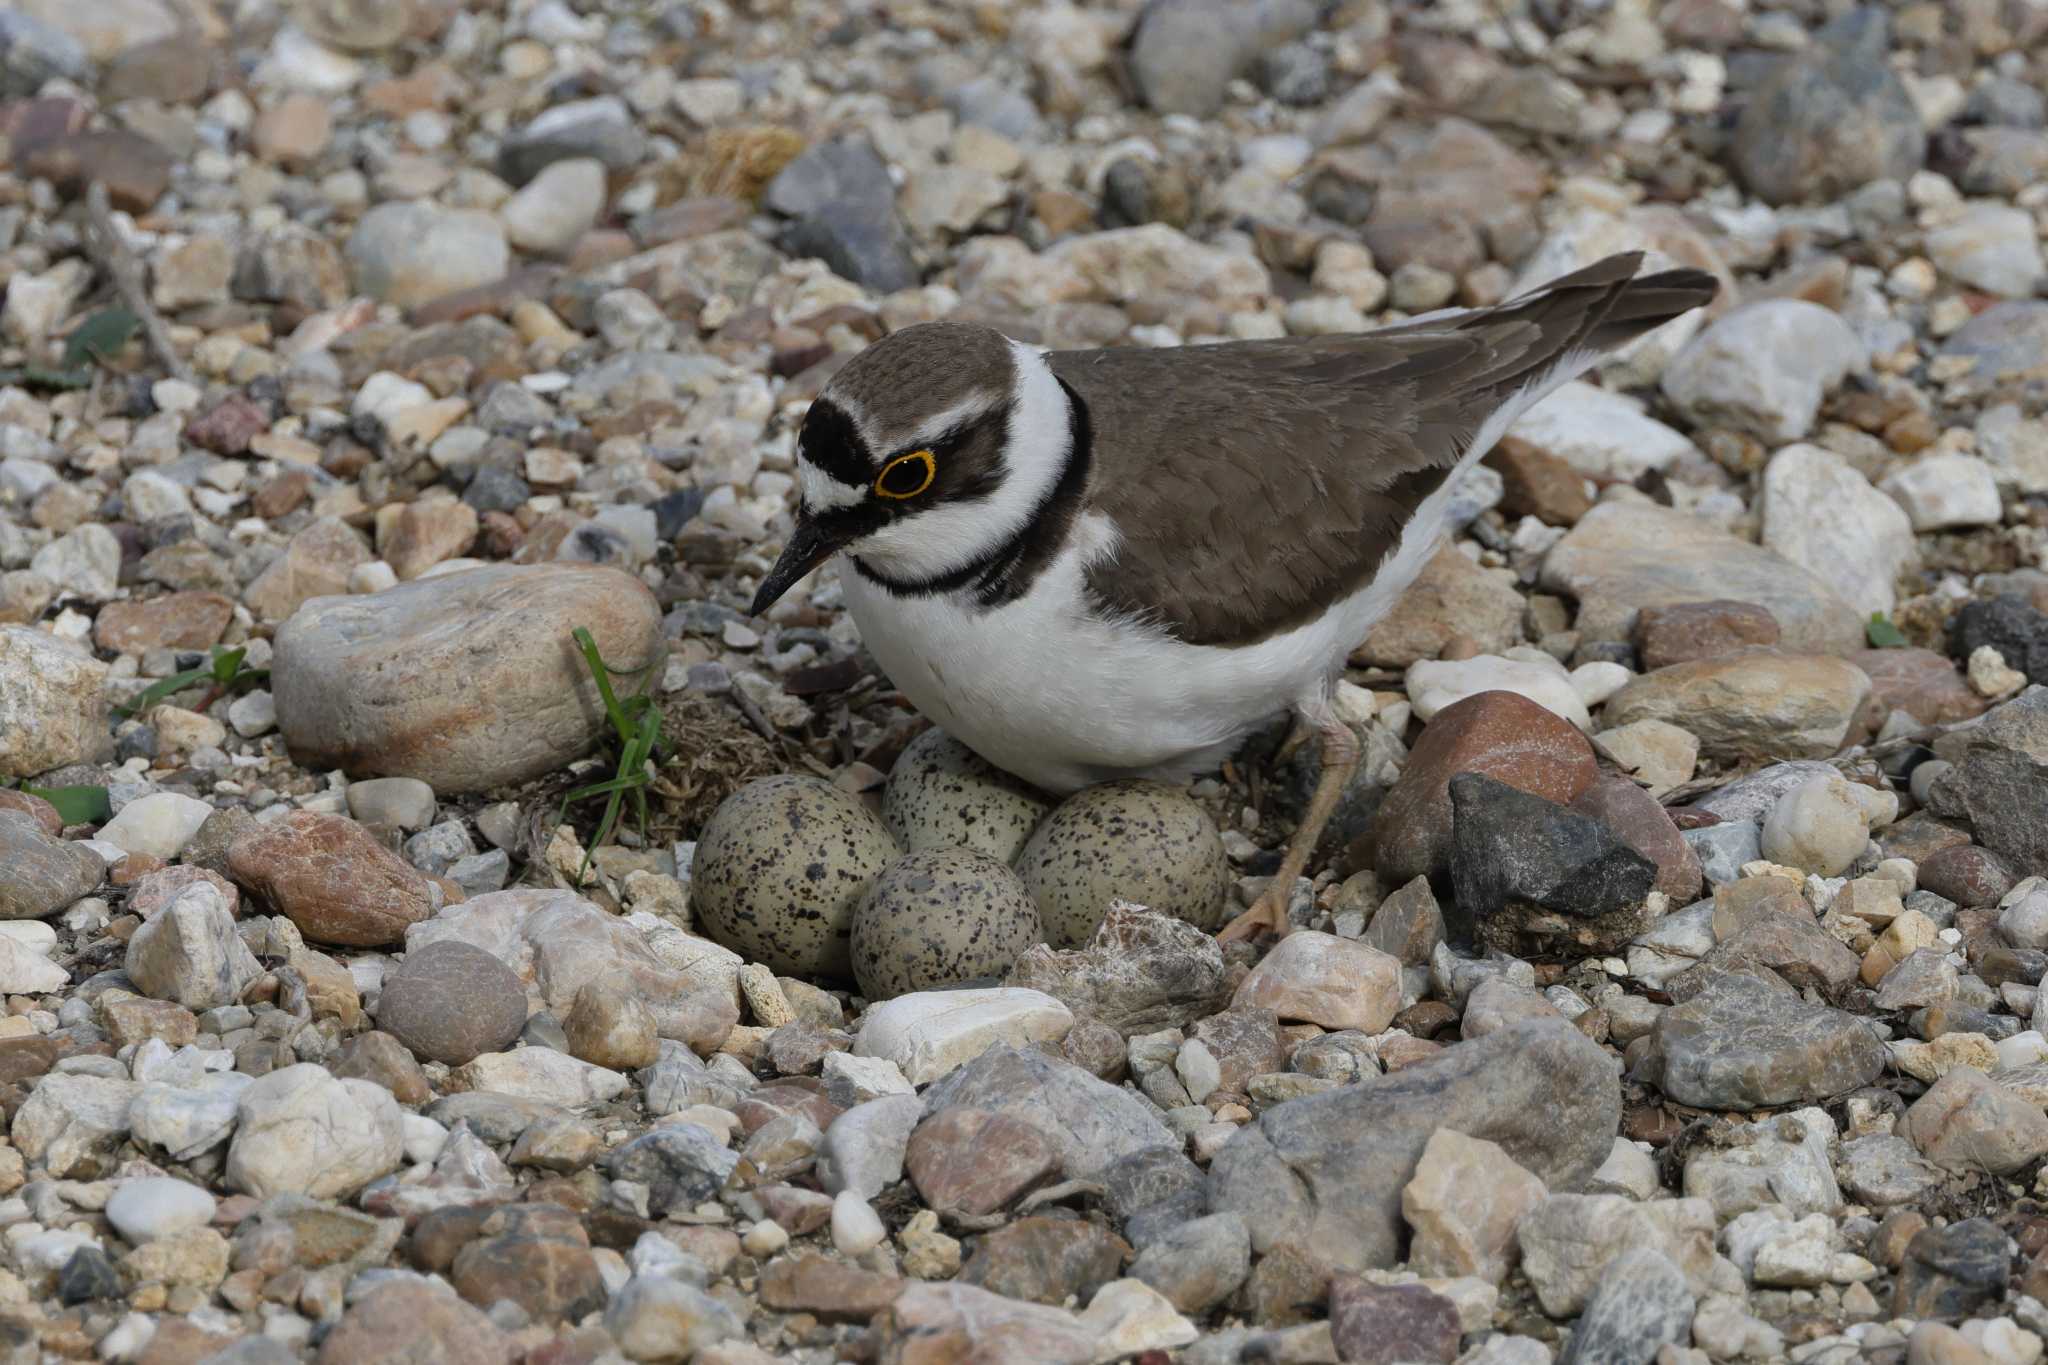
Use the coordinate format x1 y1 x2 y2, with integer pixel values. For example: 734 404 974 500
751 515 847 616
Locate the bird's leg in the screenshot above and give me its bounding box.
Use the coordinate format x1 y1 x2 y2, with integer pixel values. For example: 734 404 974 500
1216 707 1361 943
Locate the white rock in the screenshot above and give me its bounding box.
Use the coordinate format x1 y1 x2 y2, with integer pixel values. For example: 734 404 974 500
1750 1214 1836 1288
402 1113 449 1165
0 938 67 994
1588 1138 1662 1200
2000 886 2048 952
225 1064 405 1199
227 690 277 738
831 1190 886 1255
1759 443 1917 619
1571 661 1632 708
820 1051 915 1105
854 987 1075 1086
352 372 434 425
1662 300 1867 444
129 1074 253 1160
105 1176 217 1245
1971 645 2028 699
1080 1279 1199 1362
122 470 190 522
1175 1038 1221 1105
502 158 608 255
1405 654 1592 730
97 792 215 861
1978 404 2048 495
1880 454 2004 531
125 884 264 1010
1996 1030 2048 1074
1926 204 2045 299
1760 775 1871 878
451 1047 629 1106
0 922 56 956
11 1074 140 1177
1509 381 1699 480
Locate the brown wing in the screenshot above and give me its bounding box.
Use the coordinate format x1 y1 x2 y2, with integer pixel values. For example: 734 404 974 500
1046 253 1715 647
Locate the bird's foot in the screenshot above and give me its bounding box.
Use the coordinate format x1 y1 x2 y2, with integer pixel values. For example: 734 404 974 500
1216 889 1290 944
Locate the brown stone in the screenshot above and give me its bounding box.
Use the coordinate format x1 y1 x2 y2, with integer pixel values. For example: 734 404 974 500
0 1037 57 1086
20 130 174 212
102 997 197 1048
1487 436 1593 525
905 1109 1061 1217
1329 1277 1461 1365
318 1280 518 1365
1 97 87 161
383 498 479 580
1634 600 1782 671
758 1184 833 1236
410 1204 496 1274
875 1282 1099 1365
102 35 217 105
1880 813 1974 864
252 94 333 167
956 1217 1129 1306
251 468 315 520
1570 774 1702 903
1354 545 1525 668
242 517 372 624
228 810 436 947
451 1204 604 1324
376 940 529 1066
0 790 61 837
185 396 271 456
758 1253 904 1322
1364 690 1600 884
1190 1007 1286 1094
92 593 234 655
1854 648 1988 726
1918 845 2014 909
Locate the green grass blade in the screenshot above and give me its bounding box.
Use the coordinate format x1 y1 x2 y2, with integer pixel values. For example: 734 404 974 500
22 784 111 826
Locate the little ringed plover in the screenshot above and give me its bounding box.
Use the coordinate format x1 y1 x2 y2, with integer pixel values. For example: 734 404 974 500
752 251 1718 941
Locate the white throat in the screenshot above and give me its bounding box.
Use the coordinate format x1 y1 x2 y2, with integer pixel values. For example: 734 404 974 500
849 339 1073 584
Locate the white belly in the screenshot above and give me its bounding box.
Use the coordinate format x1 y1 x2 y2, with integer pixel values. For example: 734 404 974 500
841 503 1450 794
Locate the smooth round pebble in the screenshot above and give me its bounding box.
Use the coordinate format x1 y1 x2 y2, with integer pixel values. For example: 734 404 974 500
375 939 529 1065
106 1177 217 1245
850 847 1044 1000
831 1190 886 1256
742 1220 790 1258
882 727 1052 863
1016 779 1229 946
1759 774 1869 877
346 776 438 831
692 775 898 979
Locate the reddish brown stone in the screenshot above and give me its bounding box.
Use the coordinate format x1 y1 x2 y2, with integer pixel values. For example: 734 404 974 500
0 1037 58 1086
0 790 61 837
21 130 174 212
1487 436 1593 525
227 811 436 947
1920 845 2016 910
1570 774 1703 903
318 1281 517 1365
1880 813 1975 864
1364 691 1600 884
450 1204 603 1324
1853 648 1989 726
127 866 239 919
1329 1277 1460 1365
757 1184 833 1236
185 395 271 456
758 1253 904 1322
102 36 217 105
251 468 315 520
410 1204 496 1274
1633 599 1782 671
905 1109 1060 1217
92 592 234 655
330 1030 432 1105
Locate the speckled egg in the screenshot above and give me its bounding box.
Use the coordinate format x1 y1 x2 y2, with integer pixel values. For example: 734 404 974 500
692 775 899 979
1015 779 1229 946
850 847 1045 1000
882 728 1053 864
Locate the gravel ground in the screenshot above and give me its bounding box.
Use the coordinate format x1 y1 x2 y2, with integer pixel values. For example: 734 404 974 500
2 0 2048 1361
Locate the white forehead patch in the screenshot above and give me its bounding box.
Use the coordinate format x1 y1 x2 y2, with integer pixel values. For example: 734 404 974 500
798 460 866 512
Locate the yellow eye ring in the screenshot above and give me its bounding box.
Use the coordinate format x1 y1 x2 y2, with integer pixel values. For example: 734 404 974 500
874 449 936 499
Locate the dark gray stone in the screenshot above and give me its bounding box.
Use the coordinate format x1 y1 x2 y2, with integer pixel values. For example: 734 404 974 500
497 96 646 185
1448 774 1657 951
1207 1020 1619 1272
1729 7 1925 205
1894 1218 2013 1320
766 137 917 293
0 812 103 920
1558 1248 1694 1365
1099 1145 1208 1250
1128 0 1320 117
1951 595 2048 687
1642 971 1886 1110
601 1124 740 1216
1928 688 2048 876
1006 903 1230 1036
920 1044 1174 1180
424 1093 557 1143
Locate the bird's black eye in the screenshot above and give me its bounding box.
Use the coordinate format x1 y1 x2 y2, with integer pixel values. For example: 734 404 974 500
874 449 936 499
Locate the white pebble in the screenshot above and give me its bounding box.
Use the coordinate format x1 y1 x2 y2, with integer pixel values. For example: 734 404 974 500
831 1190 886 1256
742 1220 790 1258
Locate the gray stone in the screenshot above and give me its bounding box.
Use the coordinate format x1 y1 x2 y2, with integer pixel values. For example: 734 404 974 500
1928 688 2048 876
1208 1020 1618 1272
1127 1213 1251 1315
1944 301 2048 382
345 201 509 310
1641 972 1886 1109
1101 1146 1209 1249
376 939 529 1067
1759 443 1916 620
1662 303 1867 446
820 1094 920 1200
1127 0 1319 117
1557 1248 1695 1365
1684 822 1761 887
1837 1133 1943 1207
921 1044 1176 1180
602 1123 740 1216
1006 903 1230 1035
1448 774 1657 953
498 96 645 185
124 882 263 1009
11 1074 140 1177
0 813 103 920
765 137 917 294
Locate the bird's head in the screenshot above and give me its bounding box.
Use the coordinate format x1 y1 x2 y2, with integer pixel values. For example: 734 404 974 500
750 322 1073 614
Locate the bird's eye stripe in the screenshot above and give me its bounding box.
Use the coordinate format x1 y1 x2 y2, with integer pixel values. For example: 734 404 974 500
874 450 935 499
